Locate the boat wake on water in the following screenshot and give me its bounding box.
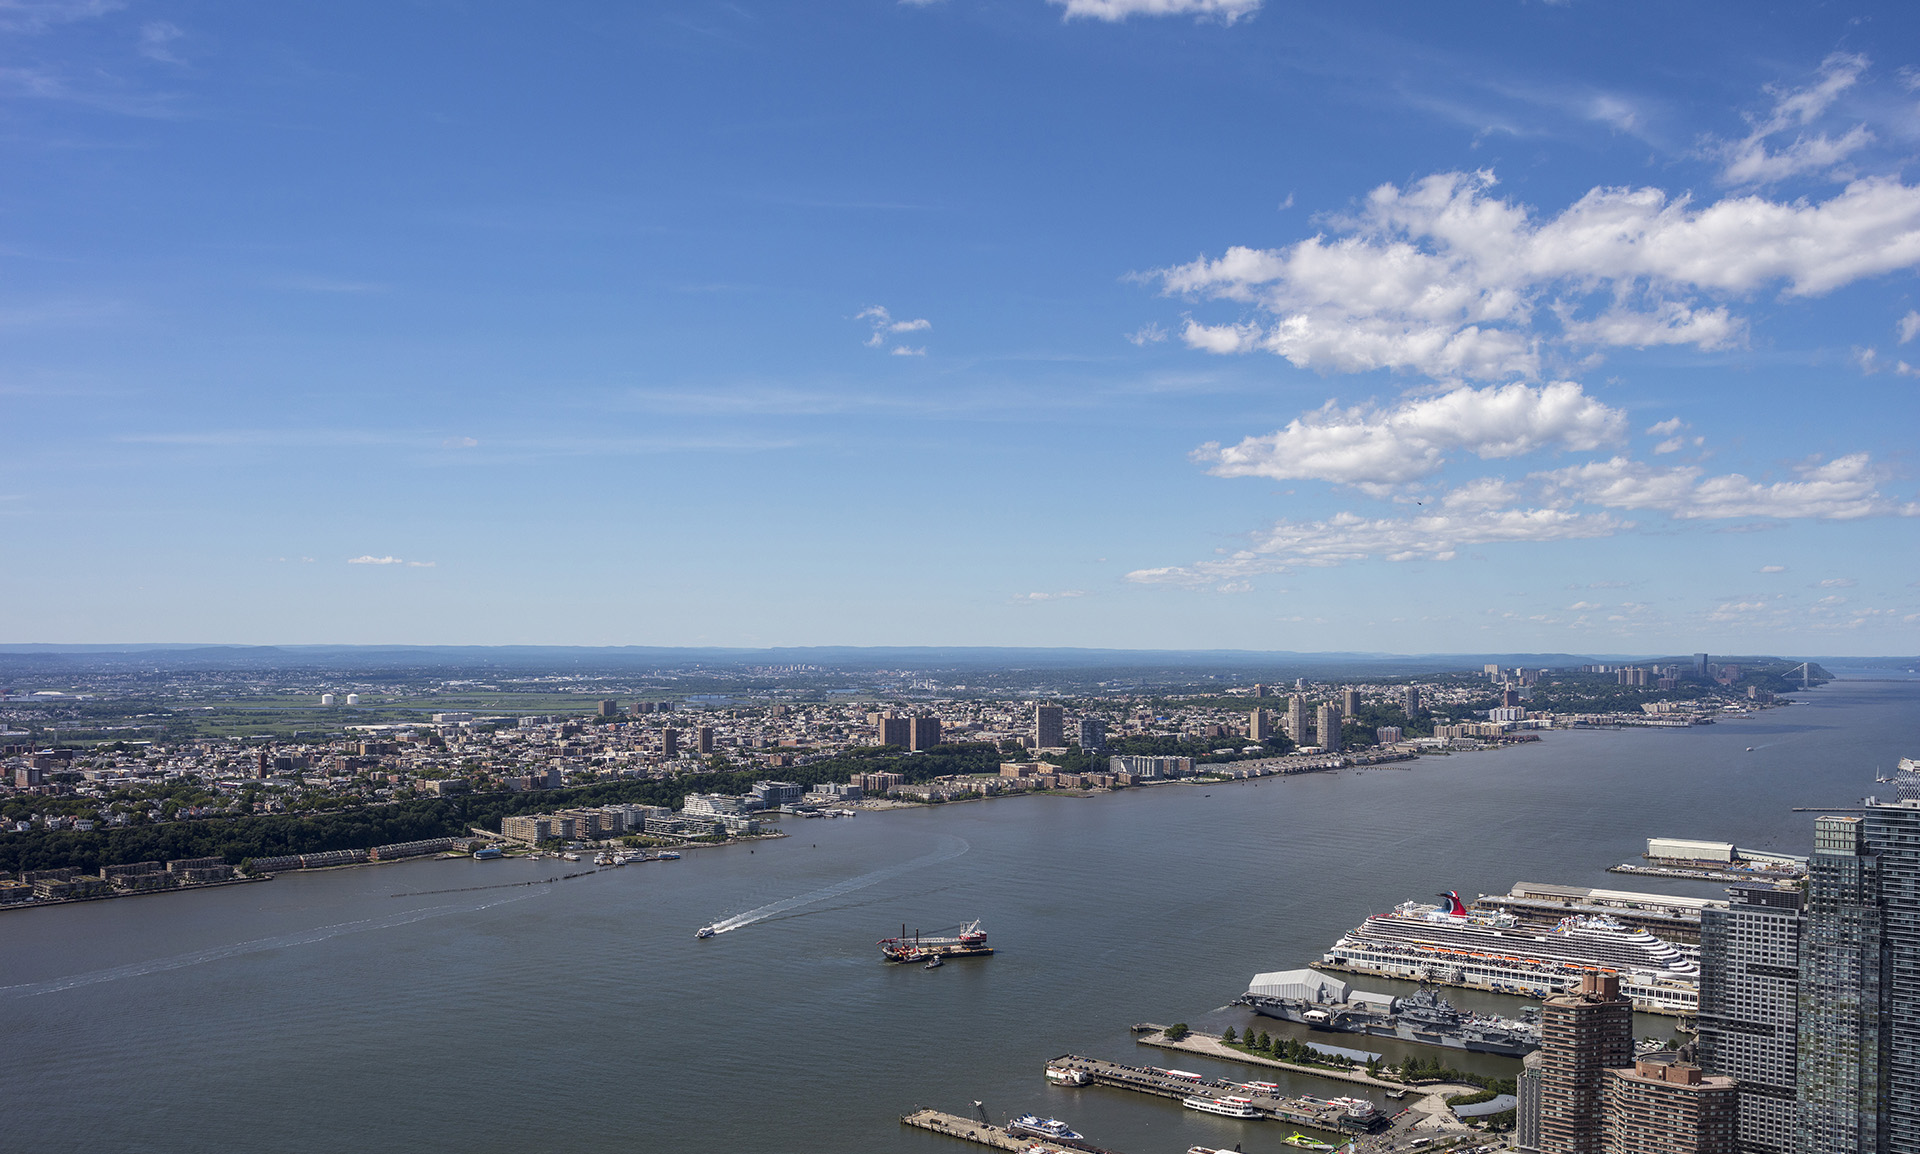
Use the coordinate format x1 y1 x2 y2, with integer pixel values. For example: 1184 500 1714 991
702 836 970 936
0 892 537 998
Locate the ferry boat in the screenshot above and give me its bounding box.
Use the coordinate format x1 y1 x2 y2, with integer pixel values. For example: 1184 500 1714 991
1319 889 1700 1014
1182 1095 1262 1118
657 851 681 860
879 919 994 963
1006 1115 1083 1142
560 852 581 862
1045 1065 1091 1086
695 926 716 939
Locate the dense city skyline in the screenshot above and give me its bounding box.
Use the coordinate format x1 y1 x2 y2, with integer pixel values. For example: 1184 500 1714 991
3 1 1917 651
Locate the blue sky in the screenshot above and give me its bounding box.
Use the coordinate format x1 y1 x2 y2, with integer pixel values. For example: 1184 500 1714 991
3 0 1917 653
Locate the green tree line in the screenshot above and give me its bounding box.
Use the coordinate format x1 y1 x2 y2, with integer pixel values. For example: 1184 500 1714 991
0 743 1003 874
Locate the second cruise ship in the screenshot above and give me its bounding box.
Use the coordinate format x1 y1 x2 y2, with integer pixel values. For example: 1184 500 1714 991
1319 890 1700 1014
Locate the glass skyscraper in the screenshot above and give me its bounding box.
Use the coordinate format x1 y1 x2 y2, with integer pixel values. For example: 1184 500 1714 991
1795 813 1887 1153
1699 883 1802 1153
1861 799 1920 1152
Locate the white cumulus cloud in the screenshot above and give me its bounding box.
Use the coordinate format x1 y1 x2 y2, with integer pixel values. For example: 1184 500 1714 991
1050 0 1259 22
1196 381 1625 490
1535 453 1918 521
857 305 932 353
1151 168 1920 380
348 555 403 565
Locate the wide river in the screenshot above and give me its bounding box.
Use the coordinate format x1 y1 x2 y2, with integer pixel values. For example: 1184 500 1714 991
3 677 1914 1154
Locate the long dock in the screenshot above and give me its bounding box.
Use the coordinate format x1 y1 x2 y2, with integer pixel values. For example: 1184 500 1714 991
1047 1054 1380 1132
1134 1028 1412 1091
900 1109 1126 1154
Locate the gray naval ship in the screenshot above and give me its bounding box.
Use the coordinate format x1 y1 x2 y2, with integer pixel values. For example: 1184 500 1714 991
1234 968 1541 1057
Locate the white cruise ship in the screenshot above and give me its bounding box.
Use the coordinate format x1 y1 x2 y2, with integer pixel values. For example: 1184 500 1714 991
1320 891 1699 1015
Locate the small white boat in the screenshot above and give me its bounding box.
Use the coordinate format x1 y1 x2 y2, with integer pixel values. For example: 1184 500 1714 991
1007 1115 1083 1141
1045 1065 1090 1086
560 852 580 862
696 926 716 939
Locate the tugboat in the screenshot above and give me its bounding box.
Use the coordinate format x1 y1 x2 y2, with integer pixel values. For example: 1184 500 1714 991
924 955 943 970
879 919 994 963
695 926 716 940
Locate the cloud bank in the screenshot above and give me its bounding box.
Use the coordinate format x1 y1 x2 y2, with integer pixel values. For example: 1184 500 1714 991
1155 168 1920 380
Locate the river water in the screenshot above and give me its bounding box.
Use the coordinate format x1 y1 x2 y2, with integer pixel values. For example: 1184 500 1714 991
2 677 1913 1154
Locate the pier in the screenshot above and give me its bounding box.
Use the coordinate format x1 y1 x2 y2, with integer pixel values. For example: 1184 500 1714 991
1046 1053 1382 1132
1135 1027 1417 1092
900 1109 1126 1154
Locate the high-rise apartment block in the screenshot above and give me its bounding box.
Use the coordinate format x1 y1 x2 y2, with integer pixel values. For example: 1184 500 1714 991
1791 800 1920 1153
872 712 910 747
1863 798 1920 1152
1538 973 1636 1154
1248 709 1271 741
1698 884 1802 1154
1518 1051 1545 1152
662 729 679 757
1315 702 1343 752
1253 683 1270 698
1601 1055 1739 1154
1033 705 1064 749
597 699 620 717
1797 815 1884 1154
1287 695 1309 743
908 715 942 751
1342 688 1361 715
1403 686 1421 714
697 726 715 754
1077 716 1107 751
